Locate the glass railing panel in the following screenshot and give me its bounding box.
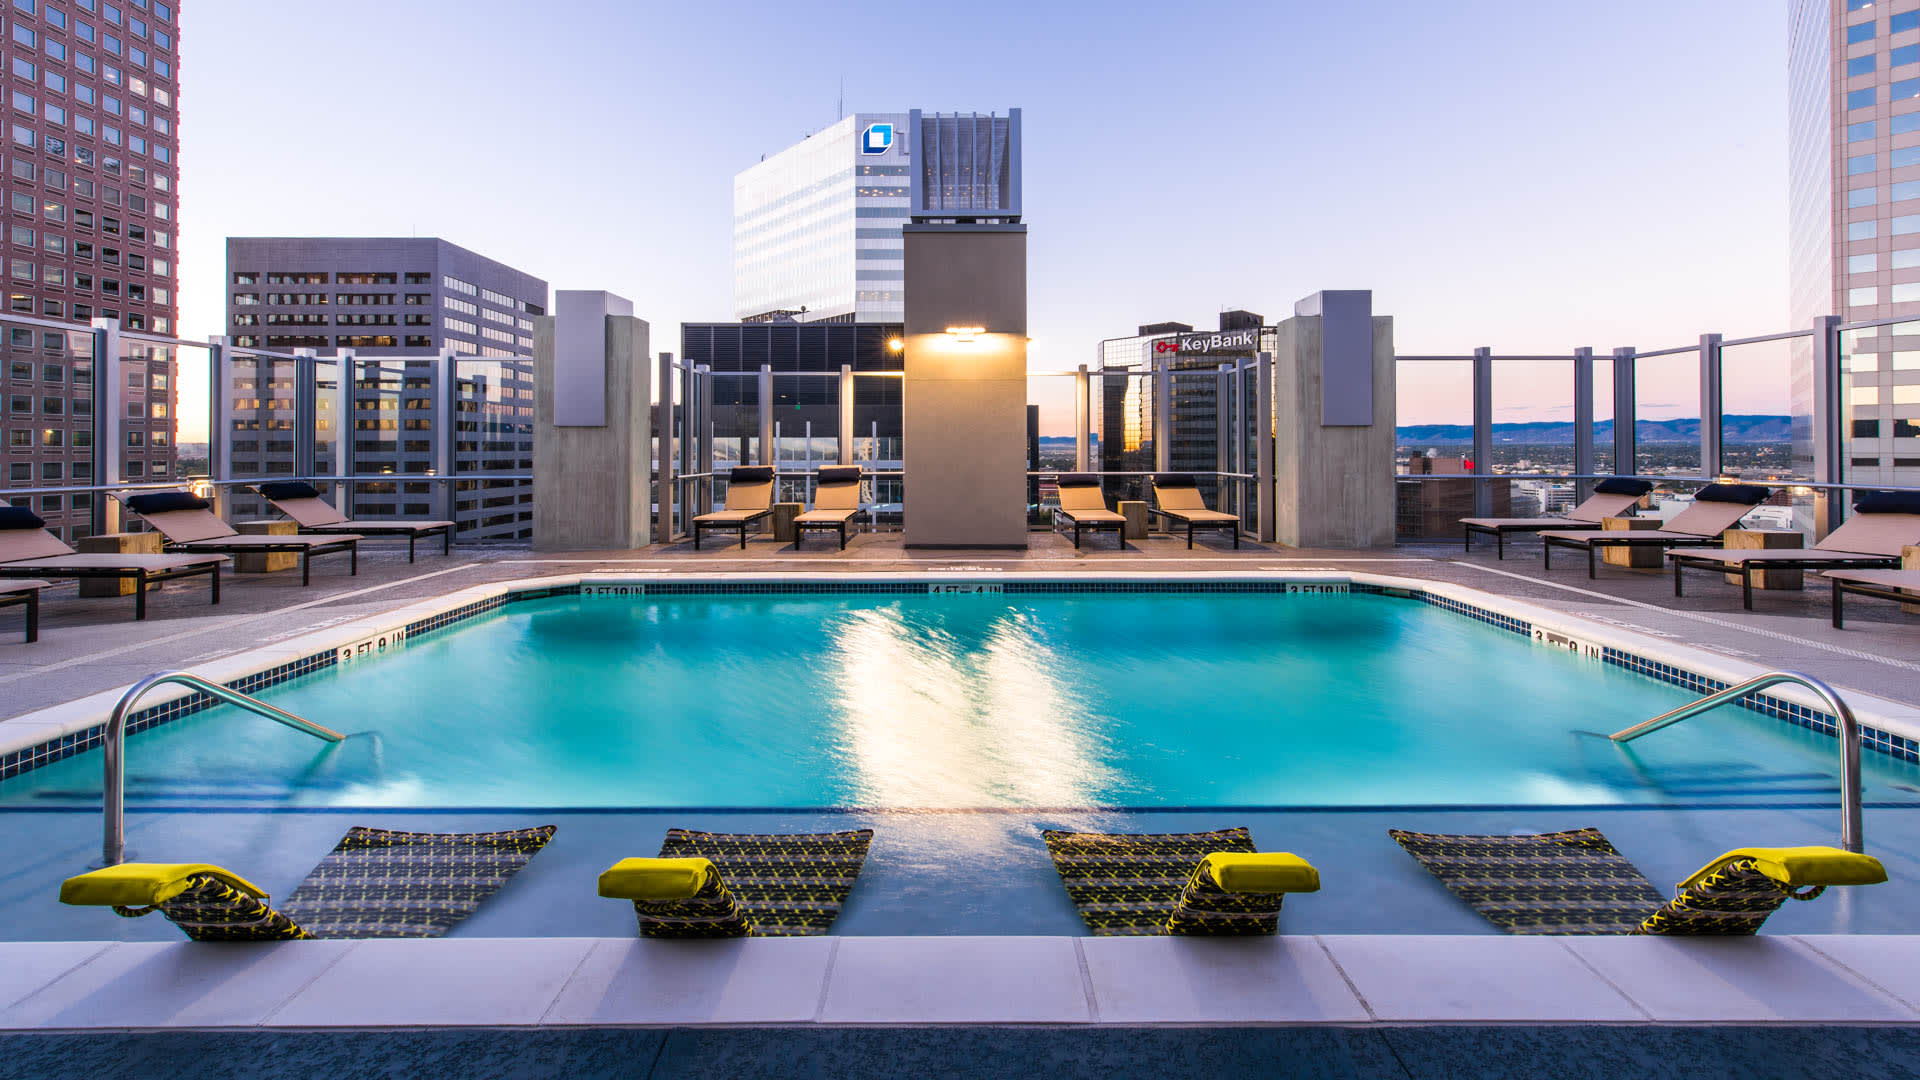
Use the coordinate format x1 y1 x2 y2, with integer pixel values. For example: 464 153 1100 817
0 321 93 541
1632 350 1701 478
1395 358 1474 540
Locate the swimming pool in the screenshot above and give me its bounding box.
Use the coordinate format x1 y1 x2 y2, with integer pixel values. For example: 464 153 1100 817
4 588 1914 811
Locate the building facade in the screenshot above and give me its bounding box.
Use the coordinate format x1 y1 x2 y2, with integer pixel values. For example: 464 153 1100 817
0 0 181 541
1790 0 1920 487
221 238 547 541
1096 312 1264 507
679 319 904 513
732 109 1020 325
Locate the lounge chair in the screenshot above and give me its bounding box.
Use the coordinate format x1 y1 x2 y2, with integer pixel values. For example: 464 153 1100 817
1539 483 1772 578
0 577 46 642
1825 568 1920 628
59 825 556 940
598 828 873 937
0 506 225 620
1042 828 1321 936
792 466 866 550
253 480 454 563
1053 474 1127 549
116 491 360 586
692 466 776 550
1667 491 1920 609
1150 474 1241 549
1390 827 1884 935
1461 478 1654 559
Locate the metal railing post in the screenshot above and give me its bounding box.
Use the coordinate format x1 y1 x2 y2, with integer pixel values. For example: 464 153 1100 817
1612 346 1637 477
657 351 676 540
1472 346 1492 516
1811 314 1845 538
1256 350 1274 542
1153 355 1173 475
1074 364 1091 472
839 363 855 466
1572 346 1594 499
431 352 454 525
1699 332 1724 479
93 318 122 534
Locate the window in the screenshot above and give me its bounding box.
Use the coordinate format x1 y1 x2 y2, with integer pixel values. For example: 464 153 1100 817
1851 20 1878 44
10 125 32 148
41 71 64 95
1851 153 1878 175
9 225 31 247
1851 120 1877 142
1897 282 1920 303
404 292 428 305
443 296 477 316
443 275 476 296
1851 54 1878 77
44 40 64 61
1852 186 1879 208
1898 44 1920 67
1852 87 1879 110
1849 286 1879 307
1895 179 1920 202
1898 10 1920 33
12 24 35 48
1891 214 1920 234
1898 78 1920 102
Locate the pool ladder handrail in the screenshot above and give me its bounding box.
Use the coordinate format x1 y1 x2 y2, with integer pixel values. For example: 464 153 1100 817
1610 670 1863 853
101 670 344 867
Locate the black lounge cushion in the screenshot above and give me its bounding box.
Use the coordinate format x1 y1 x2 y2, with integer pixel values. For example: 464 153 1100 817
258 481 322 500
1593 478 1654 496
1154 474 1199 488
729 466 775 484
1854 490 1920 515
1057 474 1101 488
1693 483 1771 506
0 506 45 530
816 466 862 485
125 492 210 514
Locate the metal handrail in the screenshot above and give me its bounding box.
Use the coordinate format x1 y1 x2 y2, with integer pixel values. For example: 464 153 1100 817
101 671 344 866
1610 670 1863 853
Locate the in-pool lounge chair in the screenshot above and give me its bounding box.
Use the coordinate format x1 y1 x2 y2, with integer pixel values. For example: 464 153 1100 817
0 577 46 642
1460 478 1654 559
116 491 361 586
1825 568 1920 629
1150 474 1241 549
793 466 867 550
1053 474 1127 549
0 506 225 620
1539 483 1772 579
599 828 873 937
1666 490 1920 610
1042 828 1321 936
59 825 557 940
1390 828 1885 935
692 466 776 550
252 481 454 563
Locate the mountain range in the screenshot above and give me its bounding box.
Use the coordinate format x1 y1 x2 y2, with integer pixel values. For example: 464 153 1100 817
1394 415 1791 445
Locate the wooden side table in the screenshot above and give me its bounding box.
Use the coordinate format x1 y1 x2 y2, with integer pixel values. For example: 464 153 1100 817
1722 528 1804 590
1117 500 1149 540
1903 544 1920 614
234 520 299 573
76 531 162 596
770 502 801 542
1600 516 1665 567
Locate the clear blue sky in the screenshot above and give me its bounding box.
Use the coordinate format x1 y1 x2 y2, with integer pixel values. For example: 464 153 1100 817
175 0 1791 439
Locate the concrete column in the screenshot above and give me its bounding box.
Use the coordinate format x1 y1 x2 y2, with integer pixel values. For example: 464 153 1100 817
1255 350 1274 543
93 318 122 534
1074 364 1090 472
1612 347 1637 477
901 223 1028 547
1572 346 1594 498
1270 292 1395 548
757 365 774 466
1471 346 1492 517
1699 332 1724 479
839 363 855 465
1809 314 1844 537
532 290 649 550
657 350 676 541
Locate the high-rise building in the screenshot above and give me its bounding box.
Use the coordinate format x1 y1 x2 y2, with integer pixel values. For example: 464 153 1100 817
0 0 181 541
220 238 547 541
733 109 1021 324
1789 0 1920 487
1096 312 1265 506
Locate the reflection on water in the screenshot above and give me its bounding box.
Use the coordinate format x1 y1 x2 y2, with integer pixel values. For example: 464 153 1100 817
827 607 1118 807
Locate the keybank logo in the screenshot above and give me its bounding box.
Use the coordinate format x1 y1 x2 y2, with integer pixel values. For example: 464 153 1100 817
861 123 894 155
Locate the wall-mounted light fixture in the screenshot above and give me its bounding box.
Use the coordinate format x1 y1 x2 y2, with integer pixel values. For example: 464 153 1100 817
887 337 905 353
944 326 985 343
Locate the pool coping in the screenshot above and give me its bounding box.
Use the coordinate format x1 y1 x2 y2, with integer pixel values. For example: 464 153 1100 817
3 568 1918 785
2 933 1919 1029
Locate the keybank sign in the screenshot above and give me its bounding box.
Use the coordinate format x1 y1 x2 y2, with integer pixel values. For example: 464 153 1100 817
1152 328 1260 355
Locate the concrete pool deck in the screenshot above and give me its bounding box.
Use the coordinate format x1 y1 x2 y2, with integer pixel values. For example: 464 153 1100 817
5 530 1920 1040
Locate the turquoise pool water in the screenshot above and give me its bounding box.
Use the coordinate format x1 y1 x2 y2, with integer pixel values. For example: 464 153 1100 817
5 591 1917 810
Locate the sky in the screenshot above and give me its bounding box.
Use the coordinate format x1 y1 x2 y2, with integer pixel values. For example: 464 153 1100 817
172 0 1793 440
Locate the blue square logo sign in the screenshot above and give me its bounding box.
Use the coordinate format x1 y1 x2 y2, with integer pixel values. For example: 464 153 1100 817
861 123 894 155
